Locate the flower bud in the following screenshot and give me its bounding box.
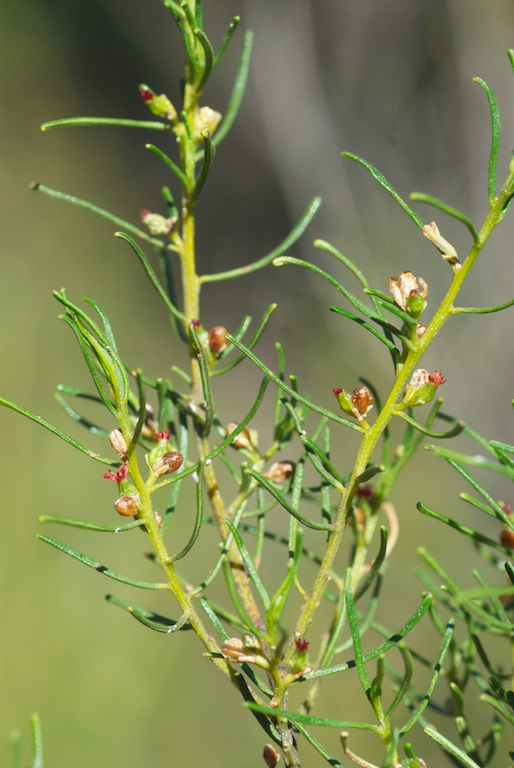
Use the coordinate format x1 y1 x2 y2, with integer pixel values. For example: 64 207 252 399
109 429 128 461
290 638 310 676
263 745 281 768
500 529 514 549
263 461 295 483
422 221 459 265
227 423 255 451
402 369 446 408
114 495 139 517
390 272 428 317
221 638 269 668
193 106 222 139
140 209 177 236
138 84 177 121
332 386 353 416
146 431 173 473
154 451 184 478
351 386 373 421
208 326 228 356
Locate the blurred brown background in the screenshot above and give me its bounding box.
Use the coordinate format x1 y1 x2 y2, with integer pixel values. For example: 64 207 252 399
1 0 514 766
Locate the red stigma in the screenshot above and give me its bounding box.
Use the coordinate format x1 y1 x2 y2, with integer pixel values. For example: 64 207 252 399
428 370 446 387
503 503 512 516
295 639 309 653
140 87 153 102
102 464 129 483
191 319 201 329
154 429 172 441
332 386 343 396
140 209 149 220
355 485 373 500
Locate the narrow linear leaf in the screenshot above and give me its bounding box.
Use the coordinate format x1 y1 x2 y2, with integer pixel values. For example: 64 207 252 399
201 197 321 283
41 117 170 132
106 595 191 633
30 714 43 768
244 703 378 730
38 535 167 589
226 521 271 609
31 184 165 247
190 128 214 202
188 325 214 435
0 397 118 465
396 411 464 438
417 503 512 555
293 723 344 768
354 527 388 601
194 27 214 93
342 152 424 229
213 16 240 68
145 143 187 183
39 515 144 533
212 305 277 376
54 392 109 437
473 77 501 201
424 727 481 768
225 334 362 432
346 587 370 695
172 459 205 560
245 468 334 531
399 618 455 734
211 30 253 147
115 233 187 323
409 192 479 244
10 729 21 768
329 306 399 352
454 296 514 314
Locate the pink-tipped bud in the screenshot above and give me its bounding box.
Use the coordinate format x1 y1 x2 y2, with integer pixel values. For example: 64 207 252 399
263 461 295 483
402 369 445 408
114 495 139 517
154 451 183 478
140 209 176 236
208 326 228 356
139 85 154 103
263 744 281 768
333 386 353 416
351 386 374 420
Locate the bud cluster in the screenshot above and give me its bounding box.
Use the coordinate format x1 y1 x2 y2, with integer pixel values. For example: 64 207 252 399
401 369 446 408
333 385 374 422
390 271 428 319
221 635 269 669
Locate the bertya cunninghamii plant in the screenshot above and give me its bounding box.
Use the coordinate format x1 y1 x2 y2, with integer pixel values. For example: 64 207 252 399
3 3 514 767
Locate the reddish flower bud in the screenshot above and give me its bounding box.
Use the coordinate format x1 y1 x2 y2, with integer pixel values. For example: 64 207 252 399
500 529 514 549
402 369 445 408
191 319 201 329
295 638 309 653
355 485 374 500
114 495 139 517
390 272 428 316
503 503 512 516
154 429 172 442
208 326 228 356
139 85 154 103
351 386 374 420
154 451 183 478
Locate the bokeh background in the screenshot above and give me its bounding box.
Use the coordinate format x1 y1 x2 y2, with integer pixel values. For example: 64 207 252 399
1 0 514 766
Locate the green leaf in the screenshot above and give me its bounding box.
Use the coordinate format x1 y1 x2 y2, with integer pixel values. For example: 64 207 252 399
424 727 481 768
188 325 214 436
193 27 214 93
409 192 480 243
399 618 455 734
0 396 119 465
114 233 187 323
329 306 399 353
396 411 464 438
213 16 240 68
39 515 144 533
211 304 277 376
354 527 388 601
202 197 321 282
211 31 253 147
454 296 514 314
38 535 168 589
190 128 215 202
473 77 501 201
293 723 344 768
145 143 187 183
30 714 43 768
10 729 21 768
224 334 362 432
244 702 378 730
417 503 513 555
105 595 191 633
41 117 170 132
172 459 205 560
342 152 424 229
30 184 166 248
226 520 271 610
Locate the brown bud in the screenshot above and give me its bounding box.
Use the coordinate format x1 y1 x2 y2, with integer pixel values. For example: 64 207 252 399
114 495 139 517
154 451 183 477
109 429 128 460
263 744 281 767
227 423 254 451
263 461 295 483
416 324 427 339
208 326 228 356
350 386 373 420
221 637 270 668
500 529 514 549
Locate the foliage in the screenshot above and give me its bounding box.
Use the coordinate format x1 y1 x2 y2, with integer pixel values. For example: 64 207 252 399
3 4 514 768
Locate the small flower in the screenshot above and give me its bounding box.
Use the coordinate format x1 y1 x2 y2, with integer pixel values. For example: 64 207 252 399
294 638 309 653
351 386 374 421
193 106 222 139
422 221 460 266
355 485 374 500
290 636 310 676
114 495 139 517
208 326 228 356
402 368 446 408
154 451 183 478
390 271 428 318
102 464 129 483
140 209 177 236
138 84 176 120
333 386 353 416
263 461 295 483
154 429 172 442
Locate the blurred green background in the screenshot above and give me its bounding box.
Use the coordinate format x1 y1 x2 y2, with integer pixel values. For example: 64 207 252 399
1 0 514 766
